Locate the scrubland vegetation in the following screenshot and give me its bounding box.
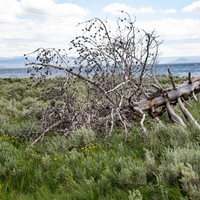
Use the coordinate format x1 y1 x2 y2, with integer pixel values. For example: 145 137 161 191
1 76 200 199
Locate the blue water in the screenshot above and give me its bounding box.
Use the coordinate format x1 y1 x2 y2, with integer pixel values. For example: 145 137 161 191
0 68 66 78
156 63 200 77
0 63 200 78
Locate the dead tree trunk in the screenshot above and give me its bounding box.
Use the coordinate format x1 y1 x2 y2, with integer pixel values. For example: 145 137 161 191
23 13 200 143
99 75 200 130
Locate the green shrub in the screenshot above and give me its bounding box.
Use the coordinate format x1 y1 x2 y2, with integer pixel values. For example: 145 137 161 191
71 127 96 147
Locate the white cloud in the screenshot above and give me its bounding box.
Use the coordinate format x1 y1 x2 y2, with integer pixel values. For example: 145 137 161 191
161 43 200 57
182 1 200 14
0 0 90 23
20 0 90 18
0 0 21 23
92 16 200 57
0 0 199 58
159 9 176 14
0 16 86 57
103 3 154 15
0 0 90 57
135 18 200 41
134 18 200 57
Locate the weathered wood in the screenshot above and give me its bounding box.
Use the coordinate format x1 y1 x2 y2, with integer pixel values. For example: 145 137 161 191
24 14 200 143
137 79 200 112
177 97 200 129
168 66 176 88
99 77 200 126
134 107 147 135
166 100 186 127
150 107 162 124
188 72 192 84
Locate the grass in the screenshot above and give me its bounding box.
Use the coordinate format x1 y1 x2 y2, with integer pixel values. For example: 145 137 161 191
1 77 200 199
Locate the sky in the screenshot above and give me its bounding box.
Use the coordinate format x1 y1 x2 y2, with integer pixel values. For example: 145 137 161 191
0 0 200 58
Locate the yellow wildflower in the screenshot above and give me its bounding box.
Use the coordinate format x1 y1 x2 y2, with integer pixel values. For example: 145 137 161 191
54 158 57 161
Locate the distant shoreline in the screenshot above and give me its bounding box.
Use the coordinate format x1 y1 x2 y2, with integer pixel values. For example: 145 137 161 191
1 62 200 69
0 62 200 78
158 62 200 66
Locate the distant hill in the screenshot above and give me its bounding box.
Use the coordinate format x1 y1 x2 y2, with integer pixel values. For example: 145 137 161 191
0 57 25 68
171 57 200 64
159 56 200 64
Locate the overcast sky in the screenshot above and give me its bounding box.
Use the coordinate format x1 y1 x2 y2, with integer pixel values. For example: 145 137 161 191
0 0 200 58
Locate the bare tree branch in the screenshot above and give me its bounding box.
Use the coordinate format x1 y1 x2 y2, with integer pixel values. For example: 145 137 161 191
22 13 200 143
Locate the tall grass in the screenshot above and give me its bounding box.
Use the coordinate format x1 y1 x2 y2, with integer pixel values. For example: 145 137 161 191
1 77 200 199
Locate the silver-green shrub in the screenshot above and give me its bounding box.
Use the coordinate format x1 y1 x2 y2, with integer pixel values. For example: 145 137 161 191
128 189 143 200
71 127 96 147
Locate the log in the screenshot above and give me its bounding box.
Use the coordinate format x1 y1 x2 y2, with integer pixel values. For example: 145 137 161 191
166 100 186 127
99 76 200 127
136 77 200 112
27 60 200 135
177 97 200 129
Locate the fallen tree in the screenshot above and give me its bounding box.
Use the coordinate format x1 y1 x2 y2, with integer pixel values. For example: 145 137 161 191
24 12 200 143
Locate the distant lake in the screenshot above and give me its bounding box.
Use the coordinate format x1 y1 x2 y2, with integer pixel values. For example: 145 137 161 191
0 68 66 78
156 63 200 77
0 63 200 78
